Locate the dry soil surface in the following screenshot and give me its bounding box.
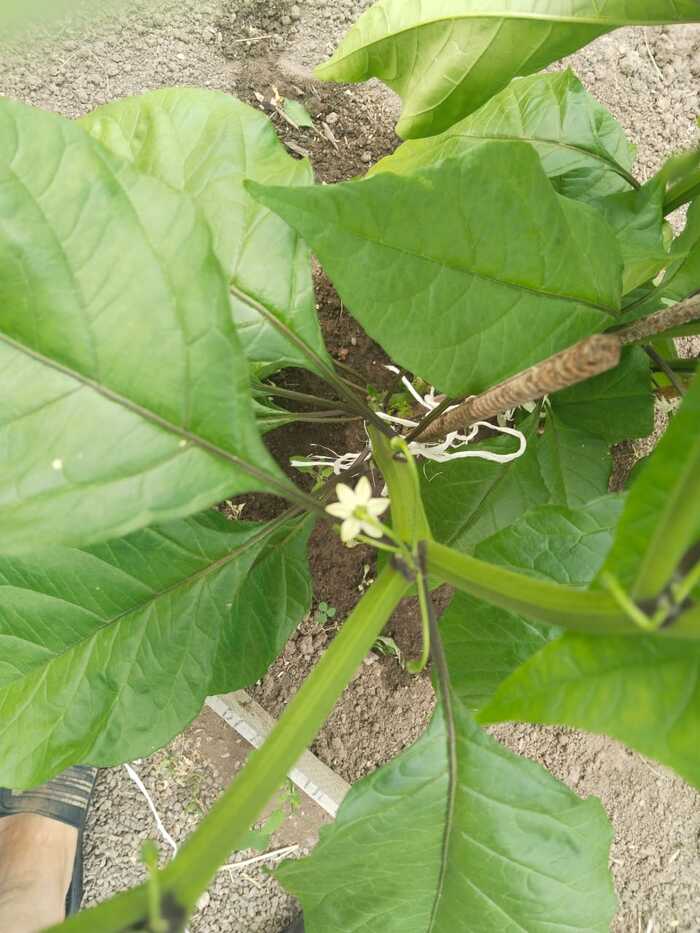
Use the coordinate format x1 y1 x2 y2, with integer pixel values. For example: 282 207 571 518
1 3 699 932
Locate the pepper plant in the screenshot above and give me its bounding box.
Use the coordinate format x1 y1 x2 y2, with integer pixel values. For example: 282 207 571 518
1 2 700 931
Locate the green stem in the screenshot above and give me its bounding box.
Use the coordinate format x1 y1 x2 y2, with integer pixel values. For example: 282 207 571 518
406 546 432 674
644 345 686 396
674 560 700 605
290 412 362 423
651 358 698 374
600 572 658 632
51 566 410 933
425 540 700 638
231 283 391 436
254 383 348 411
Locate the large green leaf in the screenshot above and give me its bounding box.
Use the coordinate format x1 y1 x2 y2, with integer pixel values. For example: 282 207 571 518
422 412 611 553
80 88 330 377
440 592 557 710
317 0 700 139
550 346 654 443
250 142 622 397
476 495 625 586
480 633 700 790
599 373 700 599
372 69 636 201
278 698 616 931
0 512 312 788
0 98 289 555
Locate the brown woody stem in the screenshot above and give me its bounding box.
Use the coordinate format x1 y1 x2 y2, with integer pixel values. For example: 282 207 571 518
417 334 621 441
617 293 700 345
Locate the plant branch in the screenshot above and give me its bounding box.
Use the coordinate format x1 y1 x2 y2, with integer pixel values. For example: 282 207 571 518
425 539 700 639
617 293 700 345
231 283 392 436
416 335 621 441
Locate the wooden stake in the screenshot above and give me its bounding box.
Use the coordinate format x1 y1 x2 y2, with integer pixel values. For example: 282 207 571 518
417 335 621 441
617 293 700 345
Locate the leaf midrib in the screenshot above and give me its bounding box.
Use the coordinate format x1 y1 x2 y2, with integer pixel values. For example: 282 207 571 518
295 199 617 316
426 130 636 189
318 10 688 74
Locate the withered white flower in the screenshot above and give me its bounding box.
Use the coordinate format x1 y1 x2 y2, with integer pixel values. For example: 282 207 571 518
325 476 390 544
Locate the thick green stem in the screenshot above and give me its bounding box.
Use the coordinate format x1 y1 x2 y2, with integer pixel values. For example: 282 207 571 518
425 540 700 638
51 566 410 933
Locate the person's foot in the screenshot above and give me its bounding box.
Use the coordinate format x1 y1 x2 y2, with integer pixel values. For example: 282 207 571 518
0 766 97 930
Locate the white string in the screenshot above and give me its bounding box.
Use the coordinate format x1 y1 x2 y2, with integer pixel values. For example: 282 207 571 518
123 763 179 859
219 845 299 872
292 370 528 476
123 763 193 930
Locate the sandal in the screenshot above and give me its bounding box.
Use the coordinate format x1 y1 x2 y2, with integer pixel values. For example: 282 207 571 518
0 765 98 916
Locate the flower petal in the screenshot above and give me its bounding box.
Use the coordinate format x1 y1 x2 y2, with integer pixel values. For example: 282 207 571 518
326 502 353 519
354 476 372 505
366 498 390 517
360 520 384 539
335 483 356 507
340 517 361 543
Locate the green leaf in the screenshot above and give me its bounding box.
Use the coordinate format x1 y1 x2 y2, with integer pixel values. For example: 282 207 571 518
249 142 622 397
655 144 700 215
421 415 547 552
476 495 625 587
422 413 611 553
598 373 700 599
480 633 700 790
80 88 330 377
372 69 636 201
655 197 700 304
440 494 622 707
0 512 312 788
282 98 315 129
550 346 654 443
537 411 612 507
440 592 557 710
592 180 670 294
623 197 700 320
0 97 290 555
316 0 700 139
278 698 616 932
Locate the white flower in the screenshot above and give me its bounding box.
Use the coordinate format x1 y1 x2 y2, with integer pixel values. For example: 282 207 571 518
325 476 390 544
